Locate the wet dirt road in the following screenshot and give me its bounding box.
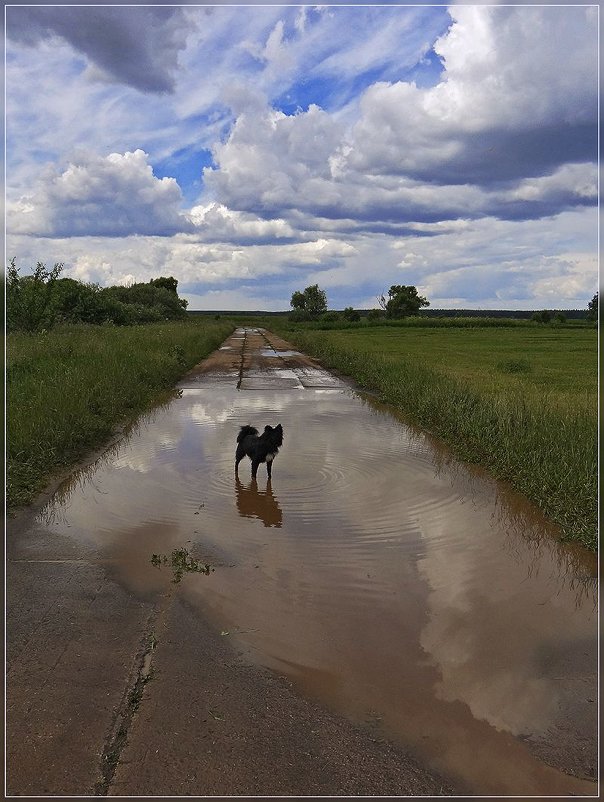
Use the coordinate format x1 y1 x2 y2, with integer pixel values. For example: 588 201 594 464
7 328 598 797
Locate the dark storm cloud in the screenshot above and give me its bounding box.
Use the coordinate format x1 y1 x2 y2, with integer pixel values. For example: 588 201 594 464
388 124 599 187
5 4 598 310
6 6 190 94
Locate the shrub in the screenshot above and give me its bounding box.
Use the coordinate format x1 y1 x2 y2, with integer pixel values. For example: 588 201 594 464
101 283 187 321
321 311 342 322
7 261 190 330
289 309 313 322
343 306 361 322
55 281 117 325
150 276 179 294
7 259 64 332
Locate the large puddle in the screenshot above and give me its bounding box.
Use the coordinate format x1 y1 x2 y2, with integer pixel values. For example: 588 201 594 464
36 330 597 796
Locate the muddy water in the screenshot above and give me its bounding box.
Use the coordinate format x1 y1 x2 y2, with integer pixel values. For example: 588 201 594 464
38 329 597 796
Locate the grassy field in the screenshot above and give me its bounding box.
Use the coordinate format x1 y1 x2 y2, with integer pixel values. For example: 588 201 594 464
7 319 235 509
293 325 596 407
275 322 597 550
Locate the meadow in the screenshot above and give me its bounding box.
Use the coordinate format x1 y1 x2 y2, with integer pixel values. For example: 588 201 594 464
272 321 597 550
7 319 234 509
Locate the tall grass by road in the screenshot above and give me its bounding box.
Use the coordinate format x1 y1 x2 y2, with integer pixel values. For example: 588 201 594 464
280 324 597 550
7 319 234 509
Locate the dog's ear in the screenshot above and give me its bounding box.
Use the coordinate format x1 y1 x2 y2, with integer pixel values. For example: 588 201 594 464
264 425 273 433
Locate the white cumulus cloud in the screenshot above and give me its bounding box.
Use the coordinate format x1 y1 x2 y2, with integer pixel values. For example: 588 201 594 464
8 149 191 238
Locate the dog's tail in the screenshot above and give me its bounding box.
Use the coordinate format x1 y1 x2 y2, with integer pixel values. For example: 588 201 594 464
237 425 258 443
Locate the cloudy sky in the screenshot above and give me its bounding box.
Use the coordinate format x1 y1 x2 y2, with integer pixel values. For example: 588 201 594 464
6 4 598 310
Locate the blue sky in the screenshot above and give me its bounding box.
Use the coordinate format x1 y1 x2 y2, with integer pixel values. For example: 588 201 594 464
6 4 598 310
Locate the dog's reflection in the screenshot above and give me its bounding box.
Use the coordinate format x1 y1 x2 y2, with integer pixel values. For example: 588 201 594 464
235 476 282 528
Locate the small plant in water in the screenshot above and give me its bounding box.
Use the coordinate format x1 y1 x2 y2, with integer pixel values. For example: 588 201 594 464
150 548 213 583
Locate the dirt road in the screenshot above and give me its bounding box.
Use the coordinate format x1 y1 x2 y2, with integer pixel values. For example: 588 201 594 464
7 328 597 797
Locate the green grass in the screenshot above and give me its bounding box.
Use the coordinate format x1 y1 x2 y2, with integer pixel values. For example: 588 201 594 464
280 323 598 550
7 319 235 509
301 326 596 407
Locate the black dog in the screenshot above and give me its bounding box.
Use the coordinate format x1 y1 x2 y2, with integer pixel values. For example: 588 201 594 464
235 424 283 479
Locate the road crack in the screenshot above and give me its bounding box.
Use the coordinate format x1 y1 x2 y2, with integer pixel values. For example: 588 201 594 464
95 612 159 796
237 327 247 389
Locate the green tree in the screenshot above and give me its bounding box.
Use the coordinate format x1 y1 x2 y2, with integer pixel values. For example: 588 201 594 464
150 276 179 294
102 281 188 321
7 264 190 329
587 293 598 322
7 258 64 331
378 285 429 318
49 278 114 324
150 276 188 310
290 290 306 310
531 310 551 324
290 284 328 317
304 284 328 315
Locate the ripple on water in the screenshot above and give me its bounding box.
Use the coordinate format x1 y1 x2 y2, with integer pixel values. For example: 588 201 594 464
33 358 597 797
193 409 470 567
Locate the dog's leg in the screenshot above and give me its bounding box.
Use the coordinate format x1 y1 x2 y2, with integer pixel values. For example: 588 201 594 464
266 459 272 479
251 458 261 480
235 444 245 473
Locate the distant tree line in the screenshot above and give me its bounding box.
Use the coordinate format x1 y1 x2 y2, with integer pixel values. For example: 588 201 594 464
287 282 596 324
7 259 188 332
418 308 590 320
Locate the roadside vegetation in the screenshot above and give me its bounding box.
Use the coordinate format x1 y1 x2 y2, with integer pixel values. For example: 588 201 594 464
7 261 235 509
7 259 189 331
8 319 234 509
267 294 597 550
